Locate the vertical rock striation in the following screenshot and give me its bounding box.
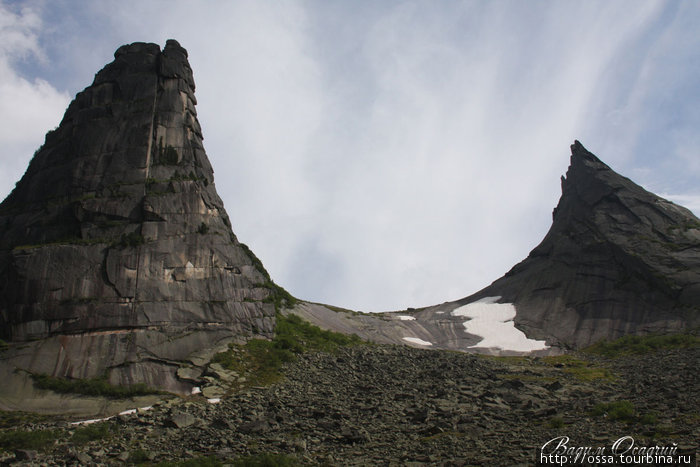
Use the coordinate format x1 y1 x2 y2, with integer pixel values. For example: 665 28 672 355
460 141 700 348
0 41 276 395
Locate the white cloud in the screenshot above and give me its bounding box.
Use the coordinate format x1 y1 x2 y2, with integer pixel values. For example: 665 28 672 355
1 1 698 313
0 2 70 198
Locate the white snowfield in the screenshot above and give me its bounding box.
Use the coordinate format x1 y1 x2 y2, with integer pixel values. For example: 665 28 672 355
451 296 549 352
402 337 433 346
396 315 416 320
71 406 153 425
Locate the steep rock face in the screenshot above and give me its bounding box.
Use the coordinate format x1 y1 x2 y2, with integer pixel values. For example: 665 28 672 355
0 41 276 396
290 142 700 354
460 141 700 348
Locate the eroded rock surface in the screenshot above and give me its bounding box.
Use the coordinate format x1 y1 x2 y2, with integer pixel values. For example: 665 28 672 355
3 344 697 465
0 41 275 399
460 141 700 348
293 142 700 352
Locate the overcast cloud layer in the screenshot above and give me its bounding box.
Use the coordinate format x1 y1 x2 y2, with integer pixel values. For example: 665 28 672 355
1 1 699 312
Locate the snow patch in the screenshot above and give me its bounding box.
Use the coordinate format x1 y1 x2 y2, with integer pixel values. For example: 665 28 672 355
402 337 433 346
191 386 202 395
71 418 107 426
451 297 548 352
71 406 153 425
207 398 221 404
397 315 416 321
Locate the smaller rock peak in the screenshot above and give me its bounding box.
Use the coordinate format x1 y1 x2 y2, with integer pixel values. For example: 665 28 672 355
164 39 188 57
570 140 604 166
159 39 194 89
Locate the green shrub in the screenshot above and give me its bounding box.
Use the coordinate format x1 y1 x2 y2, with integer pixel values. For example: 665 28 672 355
0 429 59 451
586 332 699 357
547 416 565 429
31 374 161 398
238 242 296 310
153 457 223 467
230 453 300 467
592 400 636 422
212 313 364 388
71 422 115 444
197 222 209 234
639 413 658 425
0 411 51 429
129 448 153 463
178 455 224 467
540 354 613 381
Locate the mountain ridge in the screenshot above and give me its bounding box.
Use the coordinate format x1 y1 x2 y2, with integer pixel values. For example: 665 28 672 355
461 140 700 348
0 40 278 409
291 141 700 352
1 40 698 415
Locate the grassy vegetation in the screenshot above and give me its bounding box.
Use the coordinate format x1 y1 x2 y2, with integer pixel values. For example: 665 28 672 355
546 416 566 429
238 242 297 311
590 400 662 427
176 457 224 467
540 354 614 381
586 332 700 357
70 422 115 444
129 448 153 463
486 353 613 382
0 429 59 452
229 453 300 467
12 236 110 251
212 313 364 389
591 400 636 422
0 339 7 352
31 374 162 398
149 455 226 466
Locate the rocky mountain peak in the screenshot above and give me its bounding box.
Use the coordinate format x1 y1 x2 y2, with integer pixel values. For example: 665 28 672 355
0 41 277 400
470 141 700 348
271 141 699 358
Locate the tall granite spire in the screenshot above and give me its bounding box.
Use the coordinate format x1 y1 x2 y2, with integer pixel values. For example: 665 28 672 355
0 41 277 395
461 141 700 347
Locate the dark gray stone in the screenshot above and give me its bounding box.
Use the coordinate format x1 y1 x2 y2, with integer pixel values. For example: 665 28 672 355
458 141 700 348
14 449 37 461
167 412 196 429
0 41 276 398
289 141 700 352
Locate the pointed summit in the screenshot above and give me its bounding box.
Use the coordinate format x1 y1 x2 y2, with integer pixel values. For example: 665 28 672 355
463 141 700 348
0 41 280 398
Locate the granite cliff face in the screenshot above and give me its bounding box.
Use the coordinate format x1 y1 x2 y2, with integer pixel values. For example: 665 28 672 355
292 142 700 352
458 141 700 348
0 41 277 402
1 40 697 415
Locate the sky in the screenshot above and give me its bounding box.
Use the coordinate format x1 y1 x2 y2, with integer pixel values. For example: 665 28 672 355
1 1 699 312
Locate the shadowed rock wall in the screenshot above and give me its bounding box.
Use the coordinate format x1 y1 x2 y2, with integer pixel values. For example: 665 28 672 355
0 41 275 394
460 141 700 348
289 142 700 353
